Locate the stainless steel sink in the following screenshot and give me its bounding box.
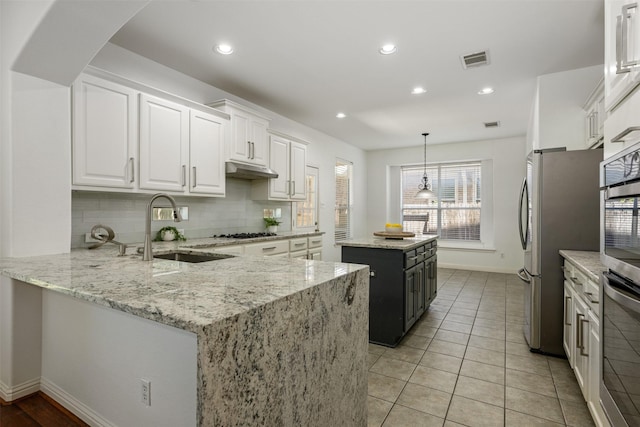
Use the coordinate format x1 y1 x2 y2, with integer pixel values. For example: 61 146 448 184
153 251 235 263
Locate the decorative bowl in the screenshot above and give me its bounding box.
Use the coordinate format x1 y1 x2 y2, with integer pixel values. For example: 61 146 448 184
385 223 403 233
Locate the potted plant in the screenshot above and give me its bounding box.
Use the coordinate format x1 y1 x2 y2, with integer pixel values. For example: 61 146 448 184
263 217 281 233
154 226 186 242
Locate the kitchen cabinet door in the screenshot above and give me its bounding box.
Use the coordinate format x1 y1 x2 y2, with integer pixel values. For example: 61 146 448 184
563 280 574 367
573 292 589 398
267 135 290 200
189 110 226 196
72 74 137 189
605 0 640 111
208 100 270 166
404 265 418 332
254 134 308 201
289 141 307 200
415 261 426 319
139 94 189 192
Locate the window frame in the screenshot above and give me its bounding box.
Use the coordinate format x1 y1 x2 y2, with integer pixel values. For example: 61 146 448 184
401 160 482 242
335 158 353 243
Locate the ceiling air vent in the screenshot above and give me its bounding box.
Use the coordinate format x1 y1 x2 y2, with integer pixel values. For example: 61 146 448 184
461 50 490 69
484 121 500 128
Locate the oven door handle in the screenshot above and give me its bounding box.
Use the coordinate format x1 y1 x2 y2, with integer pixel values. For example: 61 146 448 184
605 180 640 199
603 274 640 314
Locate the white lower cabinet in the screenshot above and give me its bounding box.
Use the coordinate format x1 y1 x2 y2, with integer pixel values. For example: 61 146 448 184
563 281 574 368
562 257 610 427
573 292 589 397
244 240 289 257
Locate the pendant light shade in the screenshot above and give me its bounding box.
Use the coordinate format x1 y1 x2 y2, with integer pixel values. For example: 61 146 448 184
416 132 435 199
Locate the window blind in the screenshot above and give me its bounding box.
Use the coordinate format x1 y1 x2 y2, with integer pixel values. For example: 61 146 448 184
401 161 481 241
335 160 353 242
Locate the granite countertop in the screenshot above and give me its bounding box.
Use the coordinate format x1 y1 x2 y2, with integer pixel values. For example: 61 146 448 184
337 235 438 251
0 237 361 335
559 250 605 282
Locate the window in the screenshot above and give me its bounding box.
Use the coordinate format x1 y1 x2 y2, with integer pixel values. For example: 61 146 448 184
335 159 353 242
294 166 319 231
402 162 481 241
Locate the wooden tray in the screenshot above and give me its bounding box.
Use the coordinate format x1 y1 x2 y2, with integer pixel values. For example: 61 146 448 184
373 231 416 239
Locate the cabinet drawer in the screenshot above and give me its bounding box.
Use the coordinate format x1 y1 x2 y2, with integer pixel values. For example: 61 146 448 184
210 245 244 255
244 240 289 256
404 250 421 269
289 249 308 259
308 236 323 248
289 238 308 252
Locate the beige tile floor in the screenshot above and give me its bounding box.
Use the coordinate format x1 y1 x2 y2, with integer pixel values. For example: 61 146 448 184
367 268 596 427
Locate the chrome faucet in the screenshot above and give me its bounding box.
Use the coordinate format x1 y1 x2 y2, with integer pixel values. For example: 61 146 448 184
142 193 182 261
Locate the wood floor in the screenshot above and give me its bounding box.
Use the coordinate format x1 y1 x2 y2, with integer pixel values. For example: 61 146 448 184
0 392 87 427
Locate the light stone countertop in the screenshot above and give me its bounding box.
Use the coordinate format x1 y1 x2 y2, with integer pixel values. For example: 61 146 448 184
0 237 369 426
559 250 605 282
337 234 438 251
0 238 358 334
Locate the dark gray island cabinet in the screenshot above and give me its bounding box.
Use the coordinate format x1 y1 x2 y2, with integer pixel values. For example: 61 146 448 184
340 236 438 347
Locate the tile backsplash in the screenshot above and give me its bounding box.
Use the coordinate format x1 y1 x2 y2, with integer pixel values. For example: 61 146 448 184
71 178 291 248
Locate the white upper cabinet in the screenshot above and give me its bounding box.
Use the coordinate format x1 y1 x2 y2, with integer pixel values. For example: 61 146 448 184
207 99 270 166
72 74 137 189
72 70 229 197
252 132 307 201
139 94 189 192
605 0 640 111
583 78 604 148
189 110 226 196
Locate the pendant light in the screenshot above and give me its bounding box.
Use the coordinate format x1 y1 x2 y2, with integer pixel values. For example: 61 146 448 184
416 132 435 199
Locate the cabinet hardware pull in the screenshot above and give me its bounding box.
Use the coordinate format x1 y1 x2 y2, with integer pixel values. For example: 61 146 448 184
247 141 251 159
570 276 582 286
251 142 255 159
129 157 135 183
611 126 640 143
585 292 600 304
576 312 583 350
192 166 197 188
182 165 186 187
262 246 277 251
311 240 321 244
294 242 305 246
580 318 589 357
287 180 292 195
564 296 572 325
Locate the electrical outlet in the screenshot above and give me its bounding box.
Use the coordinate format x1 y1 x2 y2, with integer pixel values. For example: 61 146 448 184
141 379 151 406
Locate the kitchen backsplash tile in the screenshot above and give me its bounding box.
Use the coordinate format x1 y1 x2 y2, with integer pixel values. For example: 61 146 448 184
71 178 291 248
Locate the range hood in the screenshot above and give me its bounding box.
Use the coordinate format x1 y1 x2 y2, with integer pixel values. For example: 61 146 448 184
225 161 278 180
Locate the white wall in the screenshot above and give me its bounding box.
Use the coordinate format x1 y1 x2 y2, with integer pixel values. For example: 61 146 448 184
41 291 197 427
89 43 368 262
527 65 603 154
366 136 526 273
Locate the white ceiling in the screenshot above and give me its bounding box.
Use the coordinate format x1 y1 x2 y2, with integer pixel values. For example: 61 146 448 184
109 0 604 151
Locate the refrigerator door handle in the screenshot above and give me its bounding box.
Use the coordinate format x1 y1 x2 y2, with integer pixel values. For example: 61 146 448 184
518 177 529 250
517 268 531 283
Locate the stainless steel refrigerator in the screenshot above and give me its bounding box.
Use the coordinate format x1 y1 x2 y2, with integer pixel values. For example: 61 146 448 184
517 148 601 356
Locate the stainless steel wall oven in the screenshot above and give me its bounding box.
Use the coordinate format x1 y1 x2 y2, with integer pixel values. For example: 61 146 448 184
601 142 640 427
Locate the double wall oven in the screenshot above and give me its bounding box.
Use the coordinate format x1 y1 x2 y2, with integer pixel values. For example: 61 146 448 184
601 143 640 427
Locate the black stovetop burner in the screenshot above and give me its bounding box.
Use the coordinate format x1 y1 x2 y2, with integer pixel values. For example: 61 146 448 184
214 232 277 239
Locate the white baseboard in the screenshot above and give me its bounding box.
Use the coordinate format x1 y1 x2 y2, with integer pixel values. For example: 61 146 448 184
0 377 40 401
437 262 518 275
40 377 116 427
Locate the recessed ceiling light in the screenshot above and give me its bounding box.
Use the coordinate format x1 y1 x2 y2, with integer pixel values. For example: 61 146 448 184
379 44 397 55
215 44 234 55
336 112 347 119
478 87 494 95
412 87 427 95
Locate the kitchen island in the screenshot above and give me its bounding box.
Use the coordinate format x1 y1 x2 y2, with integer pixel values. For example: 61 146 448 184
339 235 437 347
0 243 368 426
